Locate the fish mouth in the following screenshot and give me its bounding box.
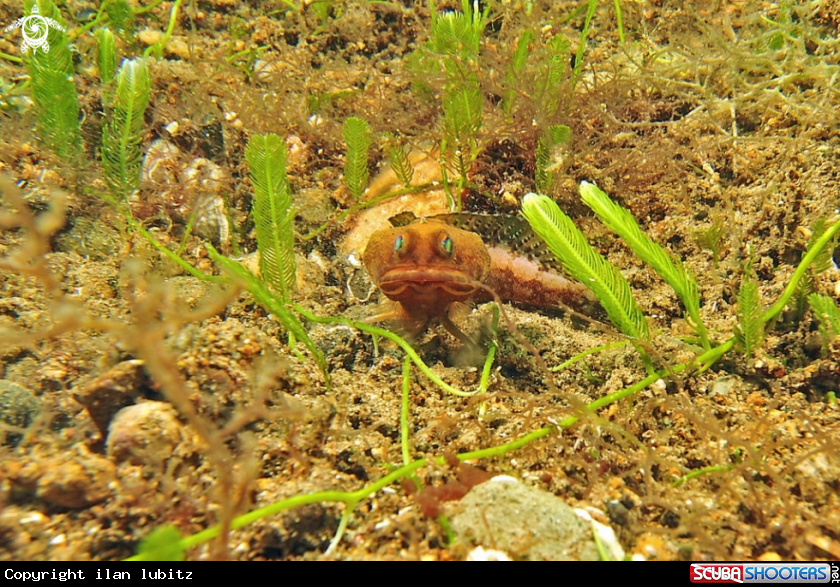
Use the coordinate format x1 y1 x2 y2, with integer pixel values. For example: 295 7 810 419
378 267 478 297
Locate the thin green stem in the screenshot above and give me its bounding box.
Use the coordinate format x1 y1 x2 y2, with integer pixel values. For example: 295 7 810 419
761 217 840 324
225 45 269 63
477 305 499 415
476 339 496 416
690 309 712 352
134 0 169 15
437 514 455 545
556 338 733 429
135 223 227 282
672 465 733 487
294 307 489 397
571 0 598 89
551 340 629 371
401 356 412 467
0 51 22 63
326 504 356 554
613 0 625 44
175 213 196 256
143 0 184 58
68 1 109 42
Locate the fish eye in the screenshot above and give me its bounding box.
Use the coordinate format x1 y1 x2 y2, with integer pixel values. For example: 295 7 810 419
394 235 405 253
441 235 453 255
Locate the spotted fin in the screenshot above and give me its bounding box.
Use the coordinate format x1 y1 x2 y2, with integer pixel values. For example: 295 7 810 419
431 213 568 277
387 211 418 228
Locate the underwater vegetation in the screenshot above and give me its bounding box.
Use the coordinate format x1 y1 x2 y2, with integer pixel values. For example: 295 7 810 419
0 0 839 561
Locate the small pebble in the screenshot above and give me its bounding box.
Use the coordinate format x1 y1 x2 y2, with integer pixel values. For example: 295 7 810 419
107 401 190 469
74 360 146 437
35 450 115 509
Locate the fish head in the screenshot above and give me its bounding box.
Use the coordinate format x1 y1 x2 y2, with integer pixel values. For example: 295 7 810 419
362 218 491 313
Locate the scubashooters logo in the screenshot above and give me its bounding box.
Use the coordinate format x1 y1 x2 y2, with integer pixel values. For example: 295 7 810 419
3 3 65 55
691 563 838 584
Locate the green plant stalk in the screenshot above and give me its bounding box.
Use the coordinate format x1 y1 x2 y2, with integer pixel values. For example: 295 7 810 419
246 133 296 298
25 0 82 162
672 464 733 487
402 356 412 467
613 0 625 44
144 0 184 58
551 340 629 371
477 339 496 416
592 525 611 561
135 223 226 282
101 58 151 200
557 338 733 430
1 51 22 63
579 181 709 350
176 213 197 257
438 514 455 545
762 217 840 324
477 304 499 416
226 45 269 64
68 1 109 41
134 0 169 15
69 0 161 41
521 192 650 344
571 0 598 89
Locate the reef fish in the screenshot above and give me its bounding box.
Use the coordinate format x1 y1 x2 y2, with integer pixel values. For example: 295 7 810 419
362 211 596 339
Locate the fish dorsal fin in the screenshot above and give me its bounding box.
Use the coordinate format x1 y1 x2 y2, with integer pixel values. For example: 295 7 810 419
431 213 566 276
388 211 418 227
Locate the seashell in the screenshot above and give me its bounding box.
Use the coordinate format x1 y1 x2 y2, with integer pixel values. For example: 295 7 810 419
190 193 230 245
137 140 230 245
179 158 229 245
142 139 181 186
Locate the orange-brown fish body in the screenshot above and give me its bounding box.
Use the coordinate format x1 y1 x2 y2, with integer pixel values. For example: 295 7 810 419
362 213 596 336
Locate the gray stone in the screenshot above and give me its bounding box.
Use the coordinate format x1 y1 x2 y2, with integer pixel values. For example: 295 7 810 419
449 476 600 561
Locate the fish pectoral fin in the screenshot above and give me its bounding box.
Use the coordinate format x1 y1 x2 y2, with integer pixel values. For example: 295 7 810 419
364 302 429 341
440 313 479 349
